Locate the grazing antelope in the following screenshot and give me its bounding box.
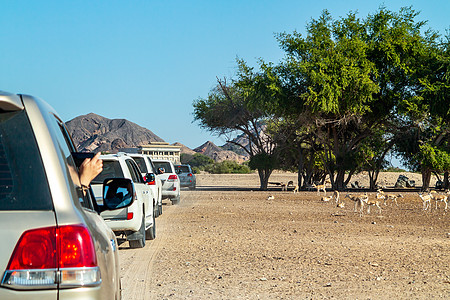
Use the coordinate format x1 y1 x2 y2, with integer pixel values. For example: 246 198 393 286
280 182 287 192
336 201 345 208
418 193 432 211
384 193 402 206
267 195 274 200
312 180 330 195
321 195 333 202
430 191 448 210
333 190 340 204
376 189 386 202
345 194 366 216
366 198 382 214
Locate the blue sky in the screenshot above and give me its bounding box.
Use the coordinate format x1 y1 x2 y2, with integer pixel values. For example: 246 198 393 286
1 1 448 158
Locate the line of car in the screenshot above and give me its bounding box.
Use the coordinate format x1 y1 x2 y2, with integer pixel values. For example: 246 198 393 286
0 91 195 299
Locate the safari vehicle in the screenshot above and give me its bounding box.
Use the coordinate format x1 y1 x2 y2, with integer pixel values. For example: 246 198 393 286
0 91 130 299
91 153 156 248
152 159 181 205
175 164 196 190
128 153 163 216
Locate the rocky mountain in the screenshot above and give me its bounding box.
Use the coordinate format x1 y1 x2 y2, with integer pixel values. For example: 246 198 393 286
194 141 248 163
66 113 164 153
172 142 196 155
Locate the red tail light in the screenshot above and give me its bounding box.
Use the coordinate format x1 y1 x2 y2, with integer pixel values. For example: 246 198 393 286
1 225 100 290
144 175 156 185
168 174 178 181
58 225 97 268
188 173 193 177
7 227 57 270
127 212 134 220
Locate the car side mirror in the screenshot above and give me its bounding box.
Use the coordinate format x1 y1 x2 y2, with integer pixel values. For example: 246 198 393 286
102 178 135 210
145 173 155 184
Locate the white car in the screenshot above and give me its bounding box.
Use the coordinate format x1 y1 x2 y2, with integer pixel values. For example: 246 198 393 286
91 153 156 248
128 153 163 216
152 159 181 205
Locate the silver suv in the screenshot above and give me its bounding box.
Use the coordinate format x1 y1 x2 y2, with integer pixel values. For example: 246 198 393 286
0 91 131 299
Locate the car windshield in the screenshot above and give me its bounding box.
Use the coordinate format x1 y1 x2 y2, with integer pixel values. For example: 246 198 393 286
153 161 173 173
92 160 124 184
175 165 190 173
133 157 147 173
0 110 53 210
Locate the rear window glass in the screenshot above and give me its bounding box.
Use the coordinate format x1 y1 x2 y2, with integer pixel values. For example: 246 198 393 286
153 161 173 173
175 165 190 173
133 157 147 173
0 110 52 210
92 160 124 184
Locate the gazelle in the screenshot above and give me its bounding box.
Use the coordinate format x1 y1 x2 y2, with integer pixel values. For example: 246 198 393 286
384 193 402 206
312 180 330 195
366 198 382 214
418 193 432 211
345 193 366 216
430 191 448 210
321 195 333 202
292 184 299 193
333 190 340 204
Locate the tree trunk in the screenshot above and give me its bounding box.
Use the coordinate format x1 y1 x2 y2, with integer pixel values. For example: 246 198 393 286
444 171 449 190
335 169 346 191
258 168 273 190
422 168 432 191
297 148 304 188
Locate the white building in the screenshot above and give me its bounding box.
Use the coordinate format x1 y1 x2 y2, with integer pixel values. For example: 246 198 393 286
120 142 181 163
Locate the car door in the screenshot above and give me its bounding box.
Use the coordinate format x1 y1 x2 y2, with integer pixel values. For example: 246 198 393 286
125 159 153 226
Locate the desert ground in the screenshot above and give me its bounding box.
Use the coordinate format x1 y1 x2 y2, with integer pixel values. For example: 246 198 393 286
119 172 449 299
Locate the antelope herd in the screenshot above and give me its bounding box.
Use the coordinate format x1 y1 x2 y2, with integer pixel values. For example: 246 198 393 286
270 180 449 216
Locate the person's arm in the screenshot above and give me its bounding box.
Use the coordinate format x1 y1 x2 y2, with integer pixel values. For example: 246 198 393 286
78 152 103 188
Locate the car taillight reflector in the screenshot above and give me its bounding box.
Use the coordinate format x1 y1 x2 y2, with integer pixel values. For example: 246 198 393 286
58 225 97 268
188 173 193 177
147 180 156 185
127 212 134 220
1 225 101 290
168 174 178 181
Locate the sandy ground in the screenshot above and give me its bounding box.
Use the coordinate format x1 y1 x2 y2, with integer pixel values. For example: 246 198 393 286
119 172 449 300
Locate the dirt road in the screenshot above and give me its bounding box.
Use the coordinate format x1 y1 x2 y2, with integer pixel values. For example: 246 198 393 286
119 173 449 299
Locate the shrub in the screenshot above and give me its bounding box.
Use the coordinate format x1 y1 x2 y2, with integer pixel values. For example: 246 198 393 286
204 160 251 174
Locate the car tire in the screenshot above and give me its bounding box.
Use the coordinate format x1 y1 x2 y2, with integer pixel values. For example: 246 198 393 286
158 202 163 216
154 200 160 218
146 204 156 240
171 195 180 205
129 213 146 248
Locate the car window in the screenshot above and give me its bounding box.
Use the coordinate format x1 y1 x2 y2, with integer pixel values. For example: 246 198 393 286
133 156 148 173
154 161 173 173
51 115 96 211
0 110 53 210
144 157 154 173
125 159 141 183
176 165 190 173
92 160 124 184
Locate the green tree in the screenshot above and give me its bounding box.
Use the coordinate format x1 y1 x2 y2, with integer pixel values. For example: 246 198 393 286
273 7 434 190
193 61 279 190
